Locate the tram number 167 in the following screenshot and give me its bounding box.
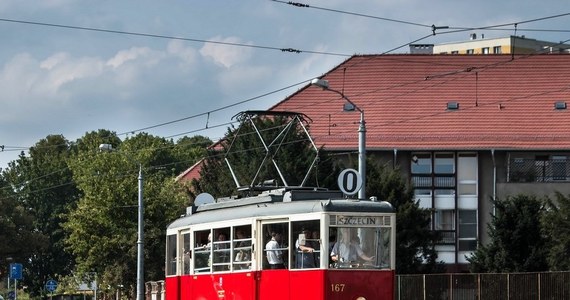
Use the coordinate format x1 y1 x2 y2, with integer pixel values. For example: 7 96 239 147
330 283 346 292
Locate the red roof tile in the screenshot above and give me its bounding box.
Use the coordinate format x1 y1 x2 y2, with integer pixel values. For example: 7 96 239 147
270 54 570 151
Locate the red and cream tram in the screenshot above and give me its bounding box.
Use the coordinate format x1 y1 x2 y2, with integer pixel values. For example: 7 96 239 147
165 188 396 300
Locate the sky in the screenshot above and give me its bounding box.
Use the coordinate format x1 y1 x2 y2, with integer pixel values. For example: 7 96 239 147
0 0 568 170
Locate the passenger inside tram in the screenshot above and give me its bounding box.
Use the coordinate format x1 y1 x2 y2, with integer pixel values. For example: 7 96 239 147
330 228 374 267
295 228 317 268
234 230 251 269
265 232 286 269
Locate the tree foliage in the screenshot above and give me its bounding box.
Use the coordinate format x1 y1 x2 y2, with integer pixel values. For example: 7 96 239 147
64 131 202 295
2 134 77 297
0 174 47 279
542 192 570 271
468 194 548 273
366 160 443 274
192 112 338 198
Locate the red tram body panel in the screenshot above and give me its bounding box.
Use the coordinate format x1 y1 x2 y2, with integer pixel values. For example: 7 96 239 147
165 188 396 300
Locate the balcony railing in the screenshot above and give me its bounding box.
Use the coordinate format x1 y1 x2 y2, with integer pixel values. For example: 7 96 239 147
435 230 455 245
508 157 569 182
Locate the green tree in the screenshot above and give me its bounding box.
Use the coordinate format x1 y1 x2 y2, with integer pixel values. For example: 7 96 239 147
0 174 47 277
542 192 570 271
64 132 195 297
192 112 338 198
468 194 548 273
366 160 443 274
2 135 78 297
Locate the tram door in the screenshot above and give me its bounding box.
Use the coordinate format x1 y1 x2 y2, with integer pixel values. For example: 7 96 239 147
257 219 290 300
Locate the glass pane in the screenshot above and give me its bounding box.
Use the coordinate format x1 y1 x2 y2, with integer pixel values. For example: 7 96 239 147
166 234 177 276
434 189 455 195
329 226 390 269
458 183 477 195
458 239 477 251
212 228 231 272
459 210 477 223
232 225 252 271
458 154 477 181
435 153 454 174
459 210 477 239
412 153 431 174
434 210 455 230
182 232 191 275
414 189 432 196
292 220 321 269
263 222 289 270
193 230 211 273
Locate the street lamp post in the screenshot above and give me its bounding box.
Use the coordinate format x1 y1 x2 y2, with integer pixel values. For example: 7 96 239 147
98 144 144 300
311 78 367 200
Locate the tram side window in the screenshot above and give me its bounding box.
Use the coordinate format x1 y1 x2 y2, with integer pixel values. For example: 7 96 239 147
182 231 191 275
329 226 389 269
262 223 289 270
193 230 211 273
292 220 321 269
233 225 252 270
212 228 231 272
166 234 177 276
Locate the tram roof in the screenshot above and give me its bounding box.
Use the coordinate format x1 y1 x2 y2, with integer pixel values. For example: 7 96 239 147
168 188 394 229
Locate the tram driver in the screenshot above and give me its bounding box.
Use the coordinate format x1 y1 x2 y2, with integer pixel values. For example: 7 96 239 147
265 232 285 269
330 229 374 266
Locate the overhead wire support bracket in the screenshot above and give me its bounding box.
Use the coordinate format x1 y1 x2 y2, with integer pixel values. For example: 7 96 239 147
281 48 302 53
286 1 309 8
432 24 449 35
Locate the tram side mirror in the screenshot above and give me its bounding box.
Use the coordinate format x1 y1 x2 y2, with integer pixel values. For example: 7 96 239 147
298 233 306 246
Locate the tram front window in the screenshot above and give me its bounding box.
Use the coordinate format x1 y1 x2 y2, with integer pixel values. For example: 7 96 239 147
329 225 391 269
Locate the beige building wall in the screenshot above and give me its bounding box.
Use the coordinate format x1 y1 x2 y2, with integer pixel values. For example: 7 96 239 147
433 35 569 55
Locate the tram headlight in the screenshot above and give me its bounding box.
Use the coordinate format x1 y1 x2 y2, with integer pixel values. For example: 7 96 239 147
355 297 366 300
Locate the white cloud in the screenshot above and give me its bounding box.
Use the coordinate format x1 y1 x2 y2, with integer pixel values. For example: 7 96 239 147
167 40 198 65
39 53 104 95
199 36 253 68
106 46 164 69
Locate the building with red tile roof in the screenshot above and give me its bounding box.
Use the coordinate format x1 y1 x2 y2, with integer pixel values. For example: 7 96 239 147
269 53 570 270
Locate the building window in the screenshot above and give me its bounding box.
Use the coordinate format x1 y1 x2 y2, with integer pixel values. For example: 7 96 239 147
434 210 455 244
412 153 431 174
482 47 490 54
458 153 477 196
493 46 502 54
466 49 474 54
458 210 477 251
412 153 432 196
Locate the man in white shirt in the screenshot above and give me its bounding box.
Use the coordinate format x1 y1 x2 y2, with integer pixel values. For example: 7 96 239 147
331 235 374 264
265 232 285 269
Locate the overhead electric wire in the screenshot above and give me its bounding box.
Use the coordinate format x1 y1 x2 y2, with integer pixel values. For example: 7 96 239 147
274 0 570 34
274 0 432 28
0 17 351 57
2 10 569 196
119 78 312 136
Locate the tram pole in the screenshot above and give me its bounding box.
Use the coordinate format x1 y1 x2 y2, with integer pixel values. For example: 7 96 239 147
98 144 144 300
311 78 366 200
